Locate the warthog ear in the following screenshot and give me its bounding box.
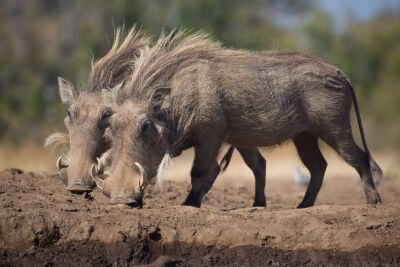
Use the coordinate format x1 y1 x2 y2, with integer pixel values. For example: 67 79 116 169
149 87 171 115
102 82 123 106
58 77 77 104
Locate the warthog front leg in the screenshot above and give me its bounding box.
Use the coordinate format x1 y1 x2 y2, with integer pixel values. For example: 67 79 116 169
237 147 267 207
183 140 223 208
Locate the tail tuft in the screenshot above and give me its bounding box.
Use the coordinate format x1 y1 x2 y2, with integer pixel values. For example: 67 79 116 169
219 146 235 173
345 76 384 185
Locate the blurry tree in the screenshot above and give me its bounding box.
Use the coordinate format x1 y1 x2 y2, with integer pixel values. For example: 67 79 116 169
303 9 400 146
0 0 398 148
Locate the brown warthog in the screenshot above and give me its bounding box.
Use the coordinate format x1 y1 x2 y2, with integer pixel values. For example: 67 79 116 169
92 30 382 208
45 27 150 194
46 28 268 205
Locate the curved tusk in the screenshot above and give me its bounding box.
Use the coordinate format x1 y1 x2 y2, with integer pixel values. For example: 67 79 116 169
56 156 68 184
95 157 104 175
90 163 98 179
134 162 146 190
96 150 112 175
56 156 62 169
57 155 69 170
90 163 104 190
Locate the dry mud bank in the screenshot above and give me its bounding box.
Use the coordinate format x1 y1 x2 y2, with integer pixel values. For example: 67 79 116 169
0 169 399 266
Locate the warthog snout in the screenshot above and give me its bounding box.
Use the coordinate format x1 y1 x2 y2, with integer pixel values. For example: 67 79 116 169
56 155 95 194
66 179 95 194
91 160 147 207
109 192 144 207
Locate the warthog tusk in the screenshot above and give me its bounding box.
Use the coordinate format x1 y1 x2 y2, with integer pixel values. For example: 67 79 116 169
95 157 105 175
90 163 104 190
90 162 98 179
134 162 146 190
57 155 69 170
56 155 68 184
96 150 112 175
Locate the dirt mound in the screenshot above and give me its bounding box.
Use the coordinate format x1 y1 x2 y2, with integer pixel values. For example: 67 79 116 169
1 168 400 266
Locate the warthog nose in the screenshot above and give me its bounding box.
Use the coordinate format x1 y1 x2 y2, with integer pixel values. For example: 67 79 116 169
67 179 94 195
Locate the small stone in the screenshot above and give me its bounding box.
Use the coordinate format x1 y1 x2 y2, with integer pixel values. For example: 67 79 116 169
366 223 382 230
10 168 24 175
385 221 394 228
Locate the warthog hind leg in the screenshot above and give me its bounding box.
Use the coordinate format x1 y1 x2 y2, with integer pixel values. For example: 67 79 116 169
237 147 267 207
319 128 382 205
293 132 327 208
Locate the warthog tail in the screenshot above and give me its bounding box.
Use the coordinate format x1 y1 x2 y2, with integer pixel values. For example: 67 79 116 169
219 146 235 174
347 80 370 156
44 132 70 149
346 78 383 183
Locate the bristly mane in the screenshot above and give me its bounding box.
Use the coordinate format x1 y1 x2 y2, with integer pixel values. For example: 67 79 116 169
86 25 150 93
118 30 223 102
45 26 149 150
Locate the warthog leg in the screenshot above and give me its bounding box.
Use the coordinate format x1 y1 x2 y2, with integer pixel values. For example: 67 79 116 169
318 128 382 205
183 138 223 208
237 147 267 207
293 132 327 208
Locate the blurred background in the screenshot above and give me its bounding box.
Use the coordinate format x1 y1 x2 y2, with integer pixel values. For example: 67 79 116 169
0 0 399 181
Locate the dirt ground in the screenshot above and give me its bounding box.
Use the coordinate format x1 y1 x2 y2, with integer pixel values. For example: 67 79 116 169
0 167 400 266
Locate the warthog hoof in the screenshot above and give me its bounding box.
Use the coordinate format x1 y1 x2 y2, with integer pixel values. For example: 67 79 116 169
252 199 266 207
367 192 382 205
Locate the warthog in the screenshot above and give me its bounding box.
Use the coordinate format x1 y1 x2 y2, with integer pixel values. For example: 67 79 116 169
91 30 382 208
45 27 150 194
46 27 271 205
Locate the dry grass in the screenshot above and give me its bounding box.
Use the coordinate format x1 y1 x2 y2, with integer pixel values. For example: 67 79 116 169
0 142 55 173
0 142 398 189
163 143 400 189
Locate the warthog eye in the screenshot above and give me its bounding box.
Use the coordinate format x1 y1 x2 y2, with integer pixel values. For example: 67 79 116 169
66 108 72 122
100 108 113 130
138 118 158 140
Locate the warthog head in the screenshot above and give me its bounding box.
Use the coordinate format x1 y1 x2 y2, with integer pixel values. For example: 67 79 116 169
47 81 118 194
91 30 220 204
91 87 172 205
45 27 150 194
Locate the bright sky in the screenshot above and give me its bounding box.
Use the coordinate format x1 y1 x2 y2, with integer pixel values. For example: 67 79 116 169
319 0 400 28
274 0 400 31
